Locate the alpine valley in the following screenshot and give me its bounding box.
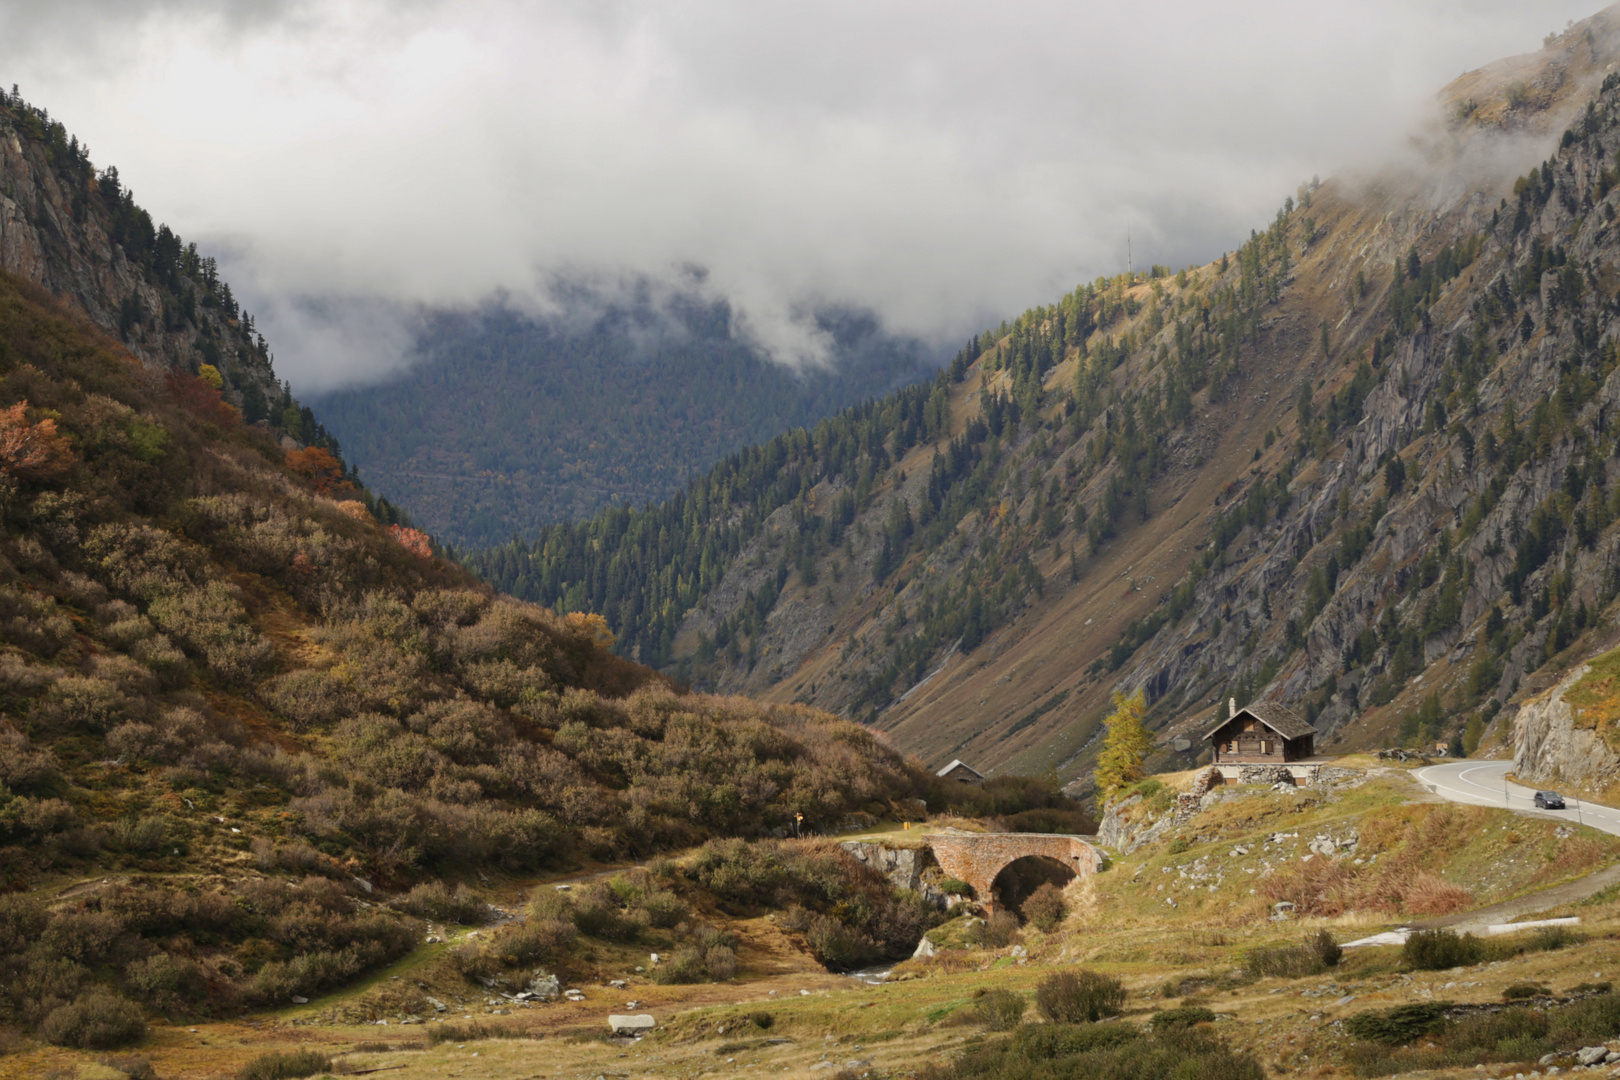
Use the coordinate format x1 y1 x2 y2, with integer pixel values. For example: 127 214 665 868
472 8 1620 795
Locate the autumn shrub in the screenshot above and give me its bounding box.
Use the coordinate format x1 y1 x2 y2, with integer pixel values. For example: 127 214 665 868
38 990 147 1049
788 909 876 971
571 882 643 942
0 400 75 482
1035 970 1126 1024
97 1054 157 1080
237 1048 332 1080
1243 941 1326 979
970 910 1022 949
41 910 127 964
148 581 273 686
1022 882 1066 931
704 945 737 981
638 888 688 929
1307 928 1343 967
123 952 199 1011
45 675 139 733
1400 872 1472 916
644 928 737 983
961 988 1026 1030
652 947 710 984
0 584 74 657
395 881 491 925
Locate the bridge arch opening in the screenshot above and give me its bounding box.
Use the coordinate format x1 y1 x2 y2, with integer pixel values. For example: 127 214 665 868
990 854 1076 917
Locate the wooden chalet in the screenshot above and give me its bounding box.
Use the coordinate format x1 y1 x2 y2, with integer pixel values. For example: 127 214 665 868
936 759 984 784
1204 700 1316 763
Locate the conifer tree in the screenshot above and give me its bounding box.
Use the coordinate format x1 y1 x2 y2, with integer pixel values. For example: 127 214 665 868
1094 690 1152 797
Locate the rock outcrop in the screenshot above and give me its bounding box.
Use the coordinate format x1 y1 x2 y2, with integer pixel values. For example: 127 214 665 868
839 841 948 907
1515 663 1620 789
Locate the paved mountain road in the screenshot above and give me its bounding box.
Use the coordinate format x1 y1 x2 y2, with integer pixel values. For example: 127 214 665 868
1414 760 1620 838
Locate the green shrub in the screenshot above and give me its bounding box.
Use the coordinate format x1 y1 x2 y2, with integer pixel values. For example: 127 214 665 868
1501 981 1547 1000
1131 779 1164 799
749 1011 773 1030
1529 925 1581 951
236 1048 332 1080
1343 1002 1450 1045
922 1023 1261 1080
1009 1022 1142 1057
1402 929 1483 970
1035 970 1126 1024
38 991 147 1049
938 878 972 897
1167 837 1190 854
1151 1006 1217 1029
1549 991 1620 1045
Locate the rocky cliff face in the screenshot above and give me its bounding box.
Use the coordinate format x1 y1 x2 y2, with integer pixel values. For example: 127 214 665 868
1514 663 1620 788
0 91 284 423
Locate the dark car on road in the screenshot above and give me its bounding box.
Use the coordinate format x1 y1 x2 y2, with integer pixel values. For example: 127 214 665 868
1534 791 1567 809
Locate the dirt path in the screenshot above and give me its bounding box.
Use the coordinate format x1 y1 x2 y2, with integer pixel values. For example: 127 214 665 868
1414 863 1620 933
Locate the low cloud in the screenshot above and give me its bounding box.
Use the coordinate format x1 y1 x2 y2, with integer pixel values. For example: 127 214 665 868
0 0 1603 387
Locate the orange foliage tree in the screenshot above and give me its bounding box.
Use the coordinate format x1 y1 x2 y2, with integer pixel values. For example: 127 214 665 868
564 611 617 650
0 400 74 482
165 369 239 427
387 524 434 562
285 446 355 497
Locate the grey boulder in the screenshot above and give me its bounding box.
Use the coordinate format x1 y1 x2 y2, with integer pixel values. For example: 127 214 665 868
609 1013 657 1035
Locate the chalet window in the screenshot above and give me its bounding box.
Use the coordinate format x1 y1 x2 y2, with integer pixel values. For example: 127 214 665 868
1262 740 1273 754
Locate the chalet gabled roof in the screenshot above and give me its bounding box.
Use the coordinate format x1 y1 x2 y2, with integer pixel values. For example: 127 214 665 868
1202 703 1316 741
936 758 983 779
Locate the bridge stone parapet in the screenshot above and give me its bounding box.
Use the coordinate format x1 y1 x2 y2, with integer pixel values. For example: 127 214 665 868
924 832 1103 913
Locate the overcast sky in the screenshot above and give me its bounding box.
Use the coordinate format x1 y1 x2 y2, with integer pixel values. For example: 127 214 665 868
0 0 1603 389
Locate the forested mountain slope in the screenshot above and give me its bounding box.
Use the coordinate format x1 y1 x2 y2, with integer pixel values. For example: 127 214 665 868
311 302 938 547
474 9 1620 789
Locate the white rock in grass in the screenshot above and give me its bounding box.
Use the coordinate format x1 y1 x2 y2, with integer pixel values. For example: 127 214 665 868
609 1014 656 1035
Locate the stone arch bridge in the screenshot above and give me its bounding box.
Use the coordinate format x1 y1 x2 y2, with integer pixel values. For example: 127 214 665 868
925 832 1103 912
